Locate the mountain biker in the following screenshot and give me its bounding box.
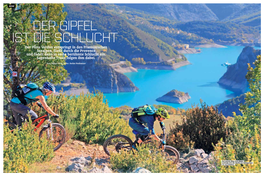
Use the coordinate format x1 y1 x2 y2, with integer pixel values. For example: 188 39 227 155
129 107 170 148
10 82 59 128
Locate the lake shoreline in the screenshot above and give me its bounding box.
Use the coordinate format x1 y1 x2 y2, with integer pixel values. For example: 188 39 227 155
58 45 254 101
133 61 191 71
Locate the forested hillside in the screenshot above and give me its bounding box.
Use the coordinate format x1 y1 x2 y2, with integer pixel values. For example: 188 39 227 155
104 4 260 45
64 4 186 62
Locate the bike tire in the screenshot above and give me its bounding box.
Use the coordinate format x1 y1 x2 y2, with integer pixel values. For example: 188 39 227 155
39 123 66 152
103 134 133 156
163 145 180 164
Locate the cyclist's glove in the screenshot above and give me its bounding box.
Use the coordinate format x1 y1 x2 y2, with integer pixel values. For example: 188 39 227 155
53 114 59 118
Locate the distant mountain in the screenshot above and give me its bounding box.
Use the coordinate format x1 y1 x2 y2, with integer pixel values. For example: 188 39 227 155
218 46 261 93
106 4 260 46
117 4 218 22
173 21 259 44
117 4 261 28
206 4 245 21
221 4 261 28
63 4 186 63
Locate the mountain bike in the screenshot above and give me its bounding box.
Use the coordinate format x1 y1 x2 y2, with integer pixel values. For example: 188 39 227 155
103 122 180 164
4 102 66 151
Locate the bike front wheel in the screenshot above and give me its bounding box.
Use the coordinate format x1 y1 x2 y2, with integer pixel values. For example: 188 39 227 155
39 123 66 151
163 145 180 164
103 134 133 156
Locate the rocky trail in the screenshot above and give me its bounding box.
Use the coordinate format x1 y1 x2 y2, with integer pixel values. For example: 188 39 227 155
29 140 217 173
29 140 110 173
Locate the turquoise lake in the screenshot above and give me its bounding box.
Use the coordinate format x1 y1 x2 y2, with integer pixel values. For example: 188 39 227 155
103 46 260 109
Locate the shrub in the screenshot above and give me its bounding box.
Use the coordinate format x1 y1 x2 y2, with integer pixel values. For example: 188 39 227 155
131 57 146 65
167 101 227 153
212 56 261 173
110 143 178 173
234 56 261 137
167 130 194 153
213 125 260 173
3 123 54 173
35 91 133 144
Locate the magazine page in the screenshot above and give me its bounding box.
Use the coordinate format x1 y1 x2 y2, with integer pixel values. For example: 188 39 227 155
2 2 261 173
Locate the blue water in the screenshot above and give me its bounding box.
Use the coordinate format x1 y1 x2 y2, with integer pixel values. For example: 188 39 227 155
104 46 260 109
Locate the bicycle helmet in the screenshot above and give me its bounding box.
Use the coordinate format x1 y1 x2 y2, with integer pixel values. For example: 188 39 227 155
43 82 55 93
155 108 170 119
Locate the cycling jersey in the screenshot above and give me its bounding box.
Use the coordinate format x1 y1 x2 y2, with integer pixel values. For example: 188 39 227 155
129 115 156 136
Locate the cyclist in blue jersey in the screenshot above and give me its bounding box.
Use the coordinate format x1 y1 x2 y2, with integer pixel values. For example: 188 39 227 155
129 108 170 148
10 82 59 128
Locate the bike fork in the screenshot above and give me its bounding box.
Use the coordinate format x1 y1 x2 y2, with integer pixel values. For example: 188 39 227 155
48 120 54 141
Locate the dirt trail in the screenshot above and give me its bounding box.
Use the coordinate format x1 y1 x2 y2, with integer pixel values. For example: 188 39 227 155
29 140 109 173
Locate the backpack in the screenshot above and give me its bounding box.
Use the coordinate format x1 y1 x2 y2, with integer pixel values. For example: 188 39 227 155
14 83 41 105
131 104 157 118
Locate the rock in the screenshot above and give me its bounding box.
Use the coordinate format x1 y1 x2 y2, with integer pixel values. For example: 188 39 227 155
194 149 205 157
199 158 209 165
190 164 199 172
156 89 191 104
201 153 208 159
189 156 199 165
66 155 113 173
89 167 101 173
70 156 91 166
182 168 189 173
208 152 215 161
199 167 210 173
102 165 113 173
177 149 215 173
132 167 151 173
88 166 113 173
66 163 83 173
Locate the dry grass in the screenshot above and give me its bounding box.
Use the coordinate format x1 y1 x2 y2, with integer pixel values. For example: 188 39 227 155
154 114 182 134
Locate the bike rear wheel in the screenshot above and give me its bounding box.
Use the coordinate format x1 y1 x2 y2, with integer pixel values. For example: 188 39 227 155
163 145 180 164
39 123 66 151
103 135 133 156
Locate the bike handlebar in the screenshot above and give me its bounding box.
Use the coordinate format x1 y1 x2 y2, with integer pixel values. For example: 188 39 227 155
36 102 59 119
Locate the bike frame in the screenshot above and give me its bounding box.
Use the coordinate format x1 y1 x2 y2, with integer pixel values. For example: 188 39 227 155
32 114 49 132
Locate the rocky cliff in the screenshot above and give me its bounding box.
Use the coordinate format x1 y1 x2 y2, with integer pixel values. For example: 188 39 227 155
66 59 139 93
156 89 190 104
218 46 260 94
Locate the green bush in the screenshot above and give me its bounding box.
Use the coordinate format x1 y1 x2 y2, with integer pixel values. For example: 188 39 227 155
3 123 54 173
212 56 261 173
167 101 227 153
110 143 178 173
41 92 133 144
213 124 261 173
